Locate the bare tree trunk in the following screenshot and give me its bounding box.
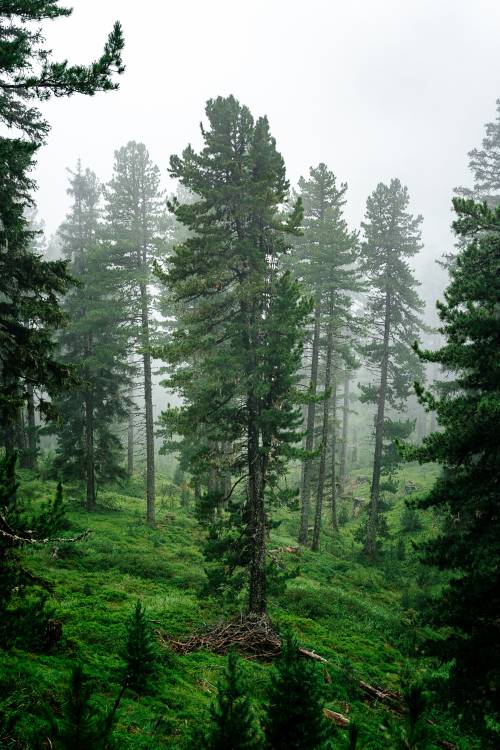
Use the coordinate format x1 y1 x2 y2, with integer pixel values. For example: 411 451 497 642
85 390 96 512
330 365 339 531
311 314 333 552
339 369 350 486
140 282 155 525
127 402 134 475
365 293 391 558
17 409 29 468
26 383 37 469
247 413 267 615
299 297 321 545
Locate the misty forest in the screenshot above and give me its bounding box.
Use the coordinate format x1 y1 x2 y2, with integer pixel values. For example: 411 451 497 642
1 2 499 749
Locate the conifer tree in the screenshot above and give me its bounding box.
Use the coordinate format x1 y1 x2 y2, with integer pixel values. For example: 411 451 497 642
265 633 331 750
105 142 166 524
158 96 309 615
0 3 124 456
291 164 360 548
52 165 131 510
455 99 500 207
201 651 264 750
123 600 156 693
359 179 424 558
408 198 500 737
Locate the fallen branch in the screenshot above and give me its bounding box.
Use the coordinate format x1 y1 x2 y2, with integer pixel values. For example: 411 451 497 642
324 708 349 727
0 519 91 546
298 647 328 663
268 546 300 554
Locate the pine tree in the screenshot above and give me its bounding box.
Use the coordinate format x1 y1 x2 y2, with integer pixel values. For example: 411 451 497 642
408 198 500 738
359 179 424 558
105 141 167 524
265 633 331 750
455 99 500 207
52 165 131 510
201 651 264 750
157 96 309 615
0 2 124 144
123 600 156 693
0 2 124 456
291 163 360 549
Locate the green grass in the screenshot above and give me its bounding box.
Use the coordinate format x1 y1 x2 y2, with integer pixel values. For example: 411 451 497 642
0 465 478 749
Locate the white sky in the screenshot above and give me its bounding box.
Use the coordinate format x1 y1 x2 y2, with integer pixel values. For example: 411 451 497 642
34 0 500 287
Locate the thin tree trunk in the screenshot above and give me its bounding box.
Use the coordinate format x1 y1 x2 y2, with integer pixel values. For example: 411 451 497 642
365 293 391 558
26 382 37 469
351 426 358 468
339 370 350 486
330 366 339 531
140 282 155 525
127 401 134 475
84 390 96 512
247 412 267 615
17 409 29 468
311 314 333 552
299 296 321 544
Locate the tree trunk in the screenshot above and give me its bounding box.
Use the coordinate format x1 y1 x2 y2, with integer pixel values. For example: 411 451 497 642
311 315 334 552
140 282 155 525
299 296 321 544
365 293 391 558
84 390 96 511
17 409 29 468
247 413 267 615
127 401 134 475
330 365 339 531
26 383 37 469
339 370 350 485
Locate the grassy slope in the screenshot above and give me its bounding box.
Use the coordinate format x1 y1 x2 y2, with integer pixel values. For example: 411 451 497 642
0 464 476 749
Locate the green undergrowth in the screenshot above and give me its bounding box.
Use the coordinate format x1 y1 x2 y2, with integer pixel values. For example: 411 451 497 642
0 465 477 749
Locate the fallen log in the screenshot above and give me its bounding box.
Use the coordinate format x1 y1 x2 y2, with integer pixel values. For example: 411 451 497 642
359 679 402 707
298 647 328 663
268 546 300 554
324 708 349 727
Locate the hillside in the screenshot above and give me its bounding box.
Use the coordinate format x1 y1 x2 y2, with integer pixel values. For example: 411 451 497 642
0 464 478 749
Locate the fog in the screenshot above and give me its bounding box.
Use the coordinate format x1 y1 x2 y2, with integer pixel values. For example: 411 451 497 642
35 0 500 278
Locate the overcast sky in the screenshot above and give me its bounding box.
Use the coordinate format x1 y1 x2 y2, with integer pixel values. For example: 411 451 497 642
34 0 500 286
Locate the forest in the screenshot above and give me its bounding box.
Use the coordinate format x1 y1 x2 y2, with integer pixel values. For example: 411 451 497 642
0 2 499 749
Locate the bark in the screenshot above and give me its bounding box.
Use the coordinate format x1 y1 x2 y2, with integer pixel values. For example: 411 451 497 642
247 402 267 616
311 311 333 552
339 370 350 485
84 390 96 511
330 366 339 531
140 281 155 525
127 401 134 475
365 293 391 557
299 296 321 544
26 382 37 469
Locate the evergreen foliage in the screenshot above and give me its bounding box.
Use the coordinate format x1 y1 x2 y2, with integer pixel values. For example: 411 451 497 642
265 632 331 750
157 95 310 614
455 99 500 207
123 600 156 693
359 179 425 558
105 141 167 524
52 164 131 510
0 1 124 143
387 683 432 750
201 650 264 750
0 1 124 454
408 197 500 739
291 163 360 548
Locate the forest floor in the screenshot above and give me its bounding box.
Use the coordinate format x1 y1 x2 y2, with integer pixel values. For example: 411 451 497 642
0 463 478 749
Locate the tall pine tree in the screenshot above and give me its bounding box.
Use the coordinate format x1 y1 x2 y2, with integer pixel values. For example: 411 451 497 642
52 165 130 510
359 179 424 558
157 96 309 615
0 1 124 456
408 198 500 740
105 142 166 524
290 164 360 548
